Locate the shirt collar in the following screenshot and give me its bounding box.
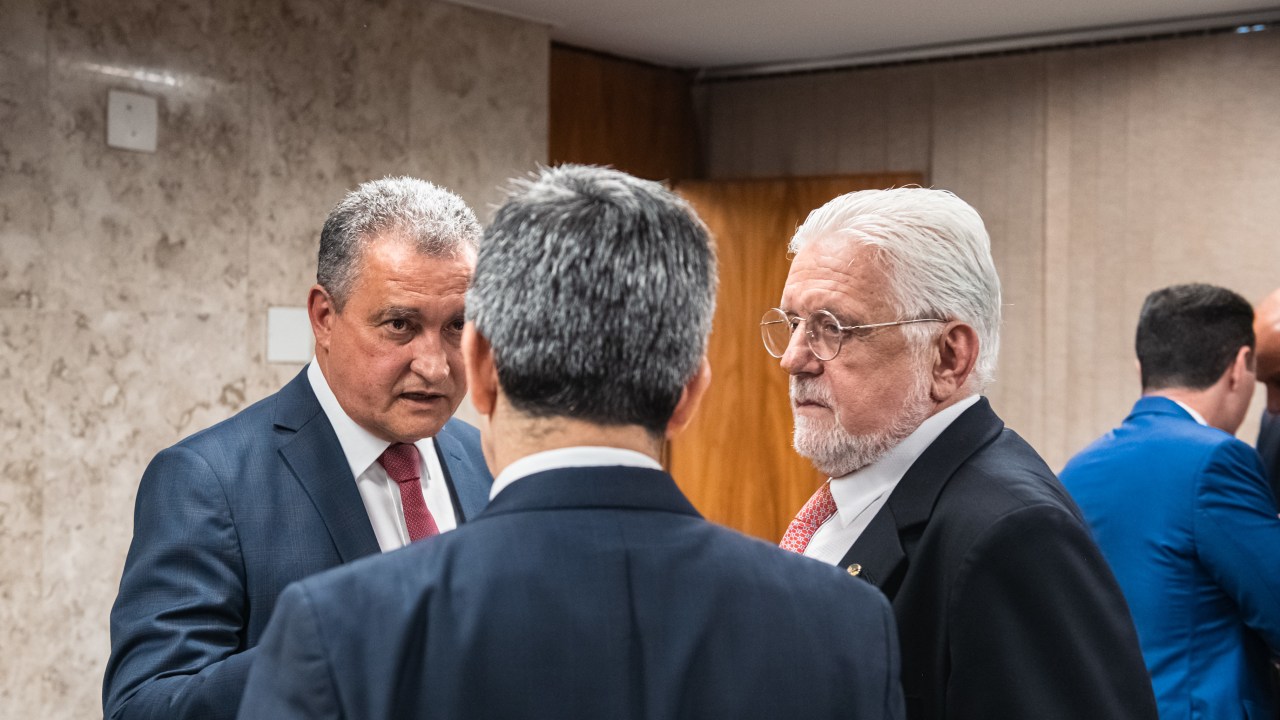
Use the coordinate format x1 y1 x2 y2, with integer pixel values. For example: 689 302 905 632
308 360 418 481
828 394 981 526
490 446 663 500
1171 399 1209 426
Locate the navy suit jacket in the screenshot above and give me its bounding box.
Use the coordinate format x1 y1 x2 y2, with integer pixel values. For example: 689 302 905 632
1062 396 1280 720
237 467 906 720
839 398 1157 720
104 368 492 720
1258 411 1280 505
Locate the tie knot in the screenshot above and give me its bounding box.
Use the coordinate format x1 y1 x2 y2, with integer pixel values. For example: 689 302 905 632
799 481 837 525
378 443 421 485
779 481 838 554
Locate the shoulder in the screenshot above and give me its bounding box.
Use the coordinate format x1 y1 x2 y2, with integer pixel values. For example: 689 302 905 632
1194 433 1271 496
439 417 482 447
148 379 312 484
943 428 1077 520
692 522 891 610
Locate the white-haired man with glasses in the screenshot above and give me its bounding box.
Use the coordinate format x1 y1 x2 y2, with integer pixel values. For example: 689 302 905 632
768 187 1157 720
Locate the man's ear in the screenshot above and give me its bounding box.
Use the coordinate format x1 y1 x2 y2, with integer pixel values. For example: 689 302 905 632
308 285 336 353
666 357 712 439
1227 345 1254 391
462 323 499 418
931 322 980 402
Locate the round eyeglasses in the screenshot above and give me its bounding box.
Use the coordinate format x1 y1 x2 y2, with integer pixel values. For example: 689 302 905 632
760 308 946 361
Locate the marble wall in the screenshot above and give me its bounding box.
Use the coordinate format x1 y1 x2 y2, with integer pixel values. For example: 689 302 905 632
0 0 547 716
701 31 1280 469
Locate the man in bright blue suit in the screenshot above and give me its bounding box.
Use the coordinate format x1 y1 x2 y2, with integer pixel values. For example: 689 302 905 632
238 165 905 720
1061 283 1280 720
104 178 494 720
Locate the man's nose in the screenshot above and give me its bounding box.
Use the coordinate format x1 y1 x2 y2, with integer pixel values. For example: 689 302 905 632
778 326 820 376
409 331 451 383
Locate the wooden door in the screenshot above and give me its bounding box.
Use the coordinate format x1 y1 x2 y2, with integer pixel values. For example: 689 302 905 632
669 174 923 542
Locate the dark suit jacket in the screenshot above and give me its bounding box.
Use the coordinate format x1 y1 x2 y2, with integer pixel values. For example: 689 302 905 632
1062 397 1280 720
1258 411 1280 505
237 467 906 720
838 398 1157 720
103 368 492 720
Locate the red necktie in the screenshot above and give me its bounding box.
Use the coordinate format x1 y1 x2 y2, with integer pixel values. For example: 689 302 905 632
378 443 440 542
779 481 837 554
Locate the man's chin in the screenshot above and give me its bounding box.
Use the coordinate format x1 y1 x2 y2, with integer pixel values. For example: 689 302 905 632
793 426 893 478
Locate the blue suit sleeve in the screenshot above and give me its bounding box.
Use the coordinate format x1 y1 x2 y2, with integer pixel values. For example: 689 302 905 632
1194 440 1280 652
237 582 340 720
103 446 254 720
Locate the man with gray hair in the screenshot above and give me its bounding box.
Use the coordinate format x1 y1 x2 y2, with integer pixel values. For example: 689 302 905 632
769 187 1156 719
237 165 905 720
104 177 493 720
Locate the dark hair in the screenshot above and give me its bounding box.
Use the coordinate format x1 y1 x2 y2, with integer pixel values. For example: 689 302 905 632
467 165 718 436
1136 283 1255 391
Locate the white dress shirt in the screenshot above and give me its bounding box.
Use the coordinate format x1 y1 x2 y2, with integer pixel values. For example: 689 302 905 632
804 394 982 565
490 446 663 500
308 361 458 552
1172 398 1209 426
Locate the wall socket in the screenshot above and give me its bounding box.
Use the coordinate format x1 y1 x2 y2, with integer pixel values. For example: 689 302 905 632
107 89 158 153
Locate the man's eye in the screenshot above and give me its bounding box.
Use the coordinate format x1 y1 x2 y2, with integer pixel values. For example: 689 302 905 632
388 319 410 332
446 319 465 333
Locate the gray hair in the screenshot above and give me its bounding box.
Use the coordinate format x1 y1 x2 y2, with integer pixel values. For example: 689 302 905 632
789 187 1002 390
468 165 718 436
318 176 481 308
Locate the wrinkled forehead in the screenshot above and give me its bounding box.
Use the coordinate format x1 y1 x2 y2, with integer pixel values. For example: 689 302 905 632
781 237 896 318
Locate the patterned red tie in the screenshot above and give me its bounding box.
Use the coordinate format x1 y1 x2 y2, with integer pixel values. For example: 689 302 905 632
779 481 837 554
377 443 440 542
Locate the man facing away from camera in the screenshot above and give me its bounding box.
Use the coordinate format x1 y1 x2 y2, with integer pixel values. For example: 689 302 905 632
1061 283 1280 719
768 187 1157 720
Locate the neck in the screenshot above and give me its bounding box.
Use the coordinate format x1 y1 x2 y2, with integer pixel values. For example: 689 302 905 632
1145 386 1232 432
482 396 663 478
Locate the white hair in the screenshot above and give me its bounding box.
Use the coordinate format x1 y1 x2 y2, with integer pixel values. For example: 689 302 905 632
788 187 1002 390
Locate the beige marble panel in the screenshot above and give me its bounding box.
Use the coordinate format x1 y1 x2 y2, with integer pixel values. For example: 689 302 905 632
411 2 549 217
40 310 253 715
0 0 50 310
44 0 253 316
0 311 46 714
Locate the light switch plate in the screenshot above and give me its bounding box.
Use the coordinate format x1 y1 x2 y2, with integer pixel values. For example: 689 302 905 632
107 89 158 153
266 307 314 364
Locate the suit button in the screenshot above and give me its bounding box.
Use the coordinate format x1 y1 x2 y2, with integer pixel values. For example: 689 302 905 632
846 563 862 577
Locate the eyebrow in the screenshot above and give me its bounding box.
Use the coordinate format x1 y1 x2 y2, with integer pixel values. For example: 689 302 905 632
377 307 422 321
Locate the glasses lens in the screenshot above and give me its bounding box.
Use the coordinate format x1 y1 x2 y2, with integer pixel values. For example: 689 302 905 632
760 308 792 358
808 310 843 361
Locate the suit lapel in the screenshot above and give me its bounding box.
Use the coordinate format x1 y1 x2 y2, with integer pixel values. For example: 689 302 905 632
273 369 381 562
839 397 1004 598
434 421 489 521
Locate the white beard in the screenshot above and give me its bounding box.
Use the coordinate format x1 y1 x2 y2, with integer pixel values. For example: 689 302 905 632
790 370 933 477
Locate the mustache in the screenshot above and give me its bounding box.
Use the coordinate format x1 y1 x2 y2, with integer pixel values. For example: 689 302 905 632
790 376 833 406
